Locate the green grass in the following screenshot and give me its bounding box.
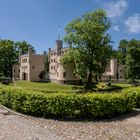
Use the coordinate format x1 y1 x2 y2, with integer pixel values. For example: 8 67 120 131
113 83 132 88
14 81 82 93
8 81 133 93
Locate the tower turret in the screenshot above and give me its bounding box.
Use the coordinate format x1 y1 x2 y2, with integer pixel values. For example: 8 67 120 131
56 40 62 56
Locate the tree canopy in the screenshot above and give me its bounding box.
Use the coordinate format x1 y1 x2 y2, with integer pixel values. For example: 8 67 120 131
116 39 128 65
125 39 140 79
115 39 140 80
61 9 113 83
0 39 34 78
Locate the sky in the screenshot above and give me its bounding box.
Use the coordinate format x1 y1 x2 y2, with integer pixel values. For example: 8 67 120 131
0 0 140 53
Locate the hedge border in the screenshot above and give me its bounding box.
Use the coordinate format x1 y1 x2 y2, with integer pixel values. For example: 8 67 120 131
0 86 138 118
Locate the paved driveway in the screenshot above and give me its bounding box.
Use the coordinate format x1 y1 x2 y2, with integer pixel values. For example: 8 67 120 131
0 106 63 140
0 105 140 140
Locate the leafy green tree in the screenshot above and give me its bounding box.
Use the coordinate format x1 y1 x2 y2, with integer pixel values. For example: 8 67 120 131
0 40 17 78
117 39 128 65
44 52 49 72
125 39 140 79
15 41 35 55
0 39 34 78
61 9 113 84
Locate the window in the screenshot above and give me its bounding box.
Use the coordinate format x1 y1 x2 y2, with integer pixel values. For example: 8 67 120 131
22 58 27 63
22 66 27 69
18 70 20 73
51 66 53 70
32 66 35 69
54 59 56 63
51 59 53 63
13 69 15 73
120 70 122 73
120 76 122 79
63 72 66 77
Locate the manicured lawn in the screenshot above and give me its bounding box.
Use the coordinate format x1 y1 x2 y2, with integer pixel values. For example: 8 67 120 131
14 81 82 93
114 83 132 88
11 81 133 93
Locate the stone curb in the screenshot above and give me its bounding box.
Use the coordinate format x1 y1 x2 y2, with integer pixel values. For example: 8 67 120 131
0 105 32 118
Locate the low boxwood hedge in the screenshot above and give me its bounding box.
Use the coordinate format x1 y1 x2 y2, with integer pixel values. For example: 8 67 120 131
0 86 137 118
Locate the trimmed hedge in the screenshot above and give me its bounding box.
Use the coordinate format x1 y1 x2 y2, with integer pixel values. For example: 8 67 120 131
0 85 136 118
122 87 140 108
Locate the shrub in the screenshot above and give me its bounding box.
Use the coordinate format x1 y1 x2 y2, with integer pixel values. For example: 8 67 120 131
0 86 136 118
122 87 140 108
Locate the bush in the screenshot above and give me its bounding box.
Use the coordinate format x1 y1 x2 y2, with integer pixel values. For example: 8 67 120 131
122 87 140 108
0 85 137 118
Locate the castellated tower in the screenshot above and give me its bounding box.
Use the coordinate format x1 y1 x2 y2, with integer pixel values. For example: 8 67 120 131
13 48 46 82
56 40 62 56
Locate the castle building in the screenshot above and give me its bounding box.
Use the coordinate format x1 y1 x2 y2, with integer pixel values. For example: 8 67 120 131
13 39 125 83
47 40 80 84
48 40 125 84
13 49 46 82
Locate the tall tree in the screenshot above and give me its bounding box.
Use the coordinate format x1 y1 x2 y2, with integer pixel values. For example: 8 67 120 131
125 39 140 79
61 9 112 84
15 41 35 55
117 39 128 65
0 39 35 78
0 40 17 78
45 53 49 72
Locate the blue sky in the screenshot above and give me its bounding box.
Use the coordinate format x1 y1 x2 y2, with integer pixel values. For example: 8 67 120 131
0 0 140 53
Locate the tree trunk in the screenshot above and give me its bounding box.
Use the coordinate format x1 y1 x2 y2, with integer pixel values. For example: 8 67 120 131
88 70 92 84
95 75 98 83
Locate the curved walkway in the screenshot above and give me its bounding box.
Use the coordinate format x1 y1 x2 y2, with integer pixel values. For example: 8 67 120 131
0 105 140 140
0 106 63 140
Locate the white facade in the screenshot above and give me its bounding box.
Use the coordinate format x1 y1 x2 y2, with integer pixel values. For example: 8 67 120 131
48 40 125 84
13 50 46 82
48 40 80 84
13 40 125 84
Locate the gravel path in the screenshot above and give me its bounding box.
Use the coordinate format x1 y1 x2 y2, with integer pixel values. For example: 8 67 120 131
0 105 140 140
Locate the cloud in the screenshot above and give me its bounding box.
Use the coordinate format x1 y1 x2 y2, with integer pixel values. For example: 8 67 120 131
112 25 120 32
125 14 140 33
105 0 128 18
